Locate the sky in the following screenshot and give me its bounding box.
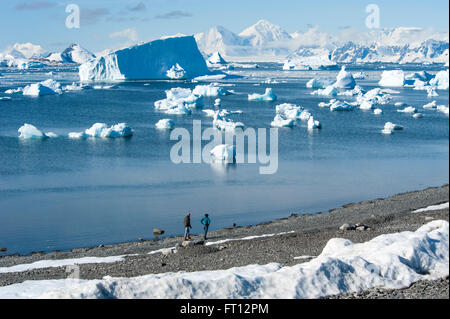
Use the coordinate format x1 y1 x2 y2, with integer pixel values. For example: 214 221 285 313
0 0 448 53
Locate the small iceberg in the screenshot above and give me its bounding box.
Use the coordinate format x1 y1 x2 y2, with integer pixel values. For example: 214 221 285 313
423 101 437 109
214 98 221 107
437 105 449 116
213 112 244 132
155 119 175 130
306 78 334 89
69 123 134 138
0 97 11 101
307 117 321 130
248 88 277 102
330 100 354 112
193 84 230 97
166 64 186 80
397 106 417 113
429 70 449 90
373 108 383 115
381 122 404 135
18 124 50 139
271 114 295 128
23 79 62 96
359 101 373 110
413 113 424 119
154 87 203 110
334 66 356 89
379 70 405 87
311 85 338 96
210 144 235 163
276 103 302 120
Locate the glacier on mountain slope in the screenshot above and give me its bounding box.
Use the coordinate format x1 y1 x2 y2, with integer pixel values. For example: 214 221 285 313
79 36 210 81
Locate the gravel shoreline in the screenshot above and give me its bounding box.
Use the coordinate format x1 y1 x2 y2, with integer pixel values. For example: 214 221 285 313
0 184 448 299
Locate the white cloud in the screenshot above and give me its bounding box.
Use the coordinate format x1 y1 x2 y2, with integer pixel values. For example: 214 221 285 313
109 28 139 42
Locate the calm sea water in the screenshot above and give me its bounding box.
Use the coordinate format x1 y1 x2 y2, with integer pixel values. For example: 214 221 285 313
0 63 448 254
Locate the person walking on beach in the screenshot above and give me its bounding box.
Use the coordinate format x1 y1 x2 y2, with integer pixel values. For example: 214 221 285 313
201 214 211 240
184 213 192 240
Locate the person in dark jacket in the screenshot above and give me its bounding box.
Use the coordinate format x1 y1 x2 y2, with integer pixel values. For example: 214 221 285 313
184 213 192 240
201 214 211 240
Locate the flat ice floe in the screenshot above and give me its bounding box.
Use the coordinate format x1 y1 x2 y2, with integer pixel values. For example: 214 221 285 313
1 221 446 299
248 88 277 101
68 123 134 138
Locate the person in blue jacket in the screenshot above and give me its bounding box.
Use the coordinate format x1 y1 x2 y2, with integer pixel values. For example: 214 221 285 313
201 214 211 240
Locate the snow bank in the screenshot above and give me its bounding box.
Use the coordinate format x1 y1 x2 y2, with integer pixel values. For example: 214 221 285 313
155 119 175 130
271 114 295 127
412 202 449 213
2 221 446 299
69 123 134 138
379 70 405 87
23 79 62 96
210 144 235 163
334 66 356 89
79 36 209 81
248 88 277 101
166 64 186 80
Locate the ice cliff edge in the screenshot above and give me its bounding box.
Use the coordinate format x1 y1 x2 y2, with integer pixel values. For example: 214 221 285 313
79 36 210 81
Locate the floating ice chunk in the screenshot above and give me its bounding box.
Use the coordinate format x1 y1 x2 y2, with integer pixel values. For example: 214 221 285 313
248 88 277 101
5 88 23 94
413 113 424 119
359 101 373 110
337 85 364 97
45 132 58 138
306 78 333 89
423 101 437 109
307 117 321 130
276 103 302 119
311 85 338 96
395 102 407 107
155 119 175 130
379 70 405 87
271 114 295 128
382 122 403 134
23 79 62 96
426 86 439 97
437 105 449 116
71 123 134 138
429 70 449 90
352 72 368 79
202 109 217 117
318 101 330 108
405 71 434 83
166 64 186 80
213 113 244 131
210 144 235 163
155 88 203 110
0 97 11 101
299 110 311 121
335 66 356 89
68 132 88 139
165 104 192 115
18 124 48 139
374 108 383 115
193 84 230 97
330 100 354 111
214 98 221 107
397 106 417 113
282 54 338 71
357 88 391 105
